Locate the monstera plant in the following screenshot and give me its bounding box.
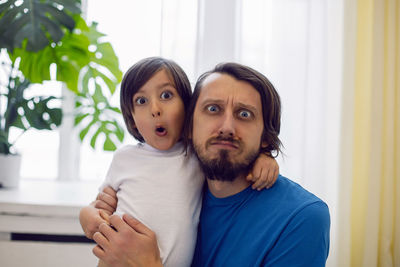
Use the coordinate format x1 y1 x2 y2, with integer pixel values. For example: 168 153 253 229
0 0 124 156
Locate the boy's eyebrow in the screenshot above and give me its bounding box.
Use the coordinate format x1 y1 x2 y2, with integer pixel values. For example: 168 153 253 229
135 82 176 94
157 82 176 89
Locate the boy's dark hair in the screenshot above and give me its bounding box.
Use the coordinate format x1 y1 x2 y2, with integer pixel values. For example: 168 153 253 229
183 62 282 157
120 57 192 142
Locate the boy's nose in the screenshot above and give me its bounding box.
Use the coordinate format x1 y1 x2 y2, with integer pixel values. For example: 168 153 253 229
152 111 161 117
151 101 162 117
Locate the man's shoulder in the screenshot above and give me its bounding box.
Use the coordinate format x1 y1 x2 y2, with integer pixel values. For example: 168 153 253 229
256 175 329 217
275 175 325 201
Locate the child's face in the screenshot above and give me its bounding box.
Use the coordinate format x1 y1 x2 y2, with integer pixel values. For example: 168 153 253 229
131 69 185 150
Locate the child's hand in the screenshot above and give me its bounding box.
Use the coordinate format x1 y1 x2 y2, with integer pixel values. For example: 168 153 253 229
79 186 118 239
99 209 111 225
246 153 279 190
93 186 118 215
79 205 108 239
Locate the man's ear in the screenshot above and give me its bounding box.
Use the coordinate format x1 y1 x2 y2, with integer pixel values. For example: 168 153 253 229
261 140 269 149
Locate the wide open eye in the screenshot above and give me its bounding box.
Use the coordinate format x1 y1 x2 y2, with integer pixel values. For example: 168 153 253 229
160 91 173 100
135 97 148 105
238 110 252 119
206 105 220 113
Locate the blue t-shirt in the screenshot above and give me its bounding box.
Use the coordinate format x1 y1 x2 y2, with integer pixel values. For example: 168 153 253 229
191 175 330 267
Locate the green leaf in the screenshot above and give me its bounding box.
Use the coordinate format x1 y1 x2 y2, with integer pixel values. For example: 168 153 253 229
47 108 63 126
23 105 50 130
4 77 30 131
10 21 91 88
85 21 105 43
1 2 126 154
95 69 117 94
73 14 89 32
15 22 49 52
10 116 27 130
93 42 123 83
0 1 13 15
109 107 121 113
56 59 80 92
114 121 125 142
90 127 103 149
51 0 81 14
12 46 50 83
80 66 91 93
93 83 107 104
0 131 12 154
36 13 64 43
103 136 116 151
38 3 75 32
79 119 95 141
4 14 30 47
74 113 90 126
0 4 23 37
0 0 82 52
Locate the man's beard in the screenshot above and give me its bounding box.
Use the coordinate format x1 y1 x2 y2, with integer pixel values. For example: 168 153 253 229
192 139 259 182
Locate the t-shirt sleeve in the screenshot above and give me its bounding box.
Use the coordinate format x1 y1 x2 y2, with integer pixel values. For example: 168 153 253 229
263 201 330 267
98 149 124 192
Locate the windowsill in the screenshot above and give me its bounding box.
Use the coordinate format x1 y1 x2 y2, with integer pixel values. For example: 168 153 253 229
0 179 101 235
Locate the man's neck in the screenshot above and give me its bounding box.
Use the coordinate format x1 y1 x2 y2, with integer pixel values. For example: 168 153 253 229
206 176 251 198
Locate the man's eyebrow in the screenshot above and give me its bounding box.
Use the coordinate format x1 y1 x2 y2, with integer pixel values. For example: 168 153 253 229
199 99 259 114
235 102 258 114
200 99 225 106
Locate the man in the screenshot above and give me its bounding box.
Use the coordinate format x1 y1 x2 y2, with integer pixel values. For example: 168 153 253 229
93 62 330 266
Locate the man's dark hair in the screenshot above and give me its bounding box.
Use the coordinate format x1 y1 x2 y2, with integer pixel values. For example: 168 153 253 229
183 62 282 157
120 57 192 142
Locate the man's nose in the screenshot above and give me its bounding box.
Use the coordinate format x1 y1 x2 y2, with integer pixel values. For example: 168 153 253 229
218 113 235 137
151 101 161 117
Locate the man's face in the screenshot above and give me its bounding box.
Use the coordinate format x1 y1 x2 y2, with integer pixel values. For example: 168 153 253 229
191 73 266 181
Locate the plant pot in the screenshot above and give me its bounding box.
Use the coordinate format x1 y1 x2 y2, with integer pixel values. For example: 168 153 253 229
0 154 22 188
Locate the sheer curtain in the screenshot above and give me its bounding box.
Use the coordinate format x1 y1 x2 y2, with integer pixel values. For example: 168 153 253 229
240 2 343 266
339 0 400 266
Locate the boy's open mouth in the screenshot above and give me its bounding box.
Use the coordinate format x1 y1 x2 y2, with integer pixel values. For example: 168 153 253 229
155 126 167 136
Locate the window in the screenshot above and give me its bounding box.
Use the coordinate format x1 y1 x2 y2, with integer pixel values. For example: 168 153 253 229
5 0 198 181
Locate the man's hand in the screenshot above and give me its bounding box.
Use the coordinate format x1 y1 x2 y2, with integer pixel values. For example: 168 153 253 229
93 214 163 267
246 153 279 190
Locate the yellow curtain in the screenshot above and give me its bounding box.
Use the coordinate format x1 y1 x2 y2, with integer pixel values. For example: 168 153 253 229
349 0 400 266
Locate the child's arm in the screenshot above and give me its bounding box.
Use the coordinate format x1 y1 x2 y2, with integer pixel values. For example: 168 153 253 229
247 153 279 190
79 186 118 239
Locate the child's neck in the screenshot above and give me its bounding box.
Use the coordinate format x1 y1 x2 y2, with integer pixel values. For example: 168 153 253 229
142 141 181 152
